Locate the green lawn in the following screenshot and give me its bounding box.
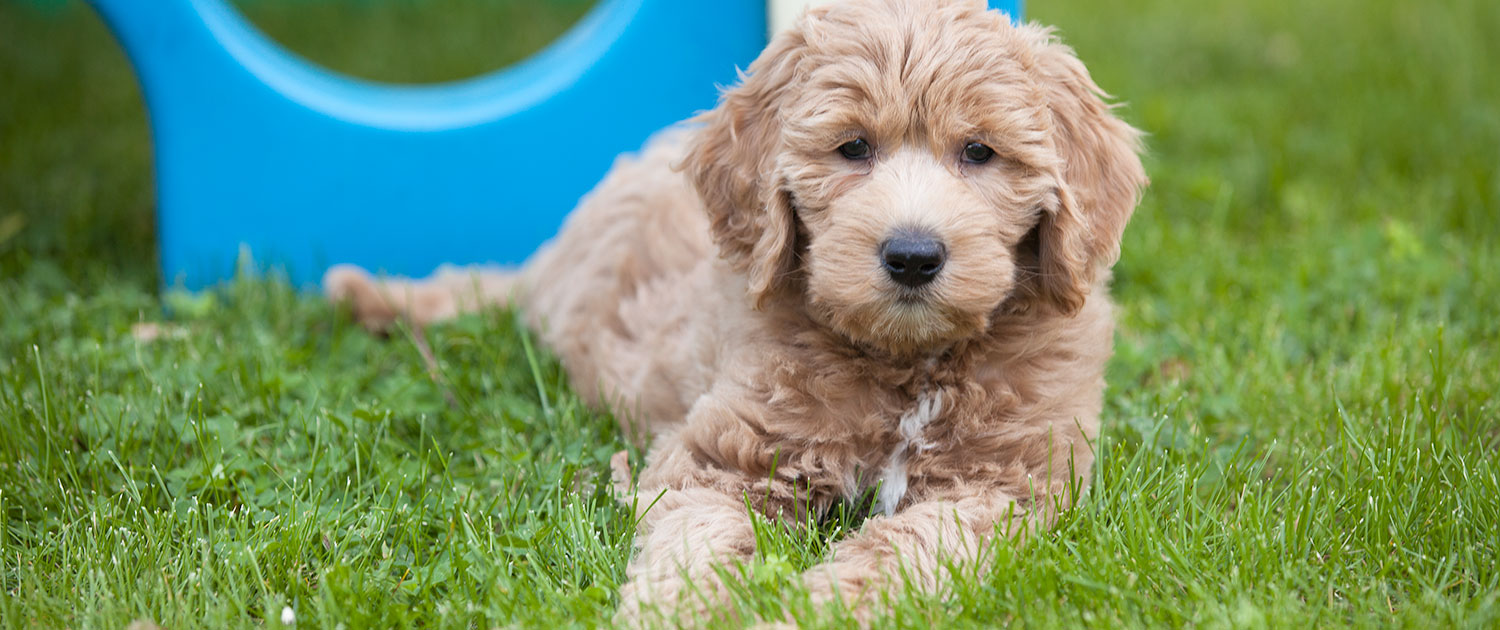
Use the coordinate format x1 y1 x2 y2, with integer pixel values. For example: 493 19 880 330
2 0 1498 627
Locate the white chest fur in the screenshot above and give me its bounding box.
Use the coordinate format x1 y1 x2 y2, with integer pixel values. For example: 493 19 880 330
871 391 943 516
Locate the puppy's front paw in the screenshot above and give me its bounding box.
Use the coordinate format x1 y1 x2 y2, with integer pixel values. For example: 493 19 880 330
323 264 399 332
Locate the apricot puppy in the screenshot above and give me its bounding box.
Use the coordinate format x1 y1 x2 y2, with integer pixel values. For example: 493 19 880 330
327 0 1146 622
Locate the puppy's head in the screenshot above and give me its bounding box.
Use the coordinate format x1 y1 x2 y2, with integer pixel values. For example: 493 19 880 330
684 0 1146 355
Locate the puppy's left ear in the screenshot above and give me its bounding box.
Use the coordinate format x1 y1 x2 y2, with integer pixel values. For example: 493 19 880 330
681 19 812 309
1025 26 1148 315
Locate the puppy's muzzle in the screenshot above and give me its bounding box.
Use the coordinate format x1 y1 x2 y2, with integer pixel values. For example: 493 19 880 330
880 230 947 288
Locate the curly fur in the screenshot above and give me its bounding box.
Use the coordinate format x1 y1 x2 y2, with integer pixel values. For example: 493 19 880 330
325 0 1146 623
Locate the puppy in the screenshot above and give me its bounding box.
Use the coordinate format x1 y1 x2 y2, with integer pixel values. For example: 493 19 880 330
326 0 1146 622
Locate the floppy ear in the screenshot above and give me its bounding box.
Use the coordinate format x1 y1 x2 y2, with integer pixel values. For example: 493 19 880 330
1025 27 1148 315
681 22 810 309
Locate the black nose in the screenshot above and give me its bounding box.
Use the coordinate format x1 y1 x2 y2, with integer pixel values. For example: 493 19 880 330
880 234 946 288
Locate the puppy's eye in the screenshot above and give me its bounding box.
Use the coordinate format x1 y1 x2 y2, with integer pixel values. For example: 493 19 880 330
838 138 873 160
962 142 995 164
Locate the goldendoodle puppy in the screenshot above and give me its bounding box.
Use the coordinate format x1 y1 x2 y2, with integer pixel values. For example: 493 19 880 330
326 0 1146 622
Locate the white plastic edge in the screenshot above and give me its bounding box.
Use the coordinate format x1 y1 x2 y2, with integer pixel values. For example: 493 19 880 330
768 0 837 36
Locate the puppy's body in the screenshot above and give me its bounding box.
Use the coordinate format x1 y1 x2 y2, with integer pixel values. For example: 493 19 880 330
328 0 1145 621
517 131 720 436
526 126 1112 493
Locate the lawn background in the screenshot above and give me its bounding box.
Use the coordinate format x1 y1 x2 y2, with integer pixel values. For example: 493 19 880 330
1 0 1498 628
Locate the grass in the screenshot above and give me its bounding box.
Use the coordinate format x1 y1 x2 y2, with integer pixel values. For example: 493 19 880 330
1 0 1497 627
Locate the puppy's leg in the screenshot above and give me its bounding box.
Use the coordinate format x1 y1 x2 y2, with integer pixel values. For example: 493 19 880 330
323 264 518 331
796 416 1095 620
617 485 758 626
798 490 1034 618
615 434 768 627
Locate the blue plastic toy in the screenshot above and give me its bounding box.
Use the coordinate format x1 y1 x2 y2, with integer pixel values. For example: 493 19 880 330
86 0 1021 289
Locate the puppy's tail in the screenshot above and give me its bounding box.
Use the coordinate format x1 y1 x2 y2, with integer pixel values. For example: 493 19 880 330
324 263 524 332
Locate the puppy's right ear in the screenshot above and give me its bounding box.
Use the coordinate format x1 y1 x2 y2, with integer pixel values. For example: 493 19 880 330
681 21 812 309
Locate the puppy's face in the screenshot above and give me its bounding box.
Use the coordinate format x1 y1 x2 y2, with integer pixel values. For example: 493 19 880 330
778 37 1059 352
687 0 1146 355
